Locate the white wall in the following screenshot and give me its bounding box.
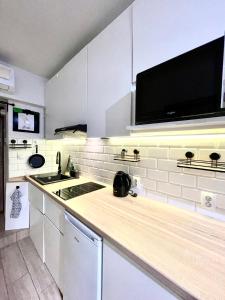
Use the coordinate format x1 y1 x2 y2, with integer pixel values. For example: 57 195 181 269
8 139 61 178
0 61 46 106
63 136 225 222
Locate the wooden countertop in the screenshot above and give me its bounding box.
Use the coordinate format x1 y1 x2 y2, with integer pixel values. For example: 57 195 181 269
8 176 26 182
26 176 225 300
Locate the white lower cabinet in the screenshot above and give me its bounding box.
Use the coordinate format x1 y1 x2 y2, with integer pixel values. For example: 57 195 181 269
44 215 64 291
30 204 44 262
102 240 178 300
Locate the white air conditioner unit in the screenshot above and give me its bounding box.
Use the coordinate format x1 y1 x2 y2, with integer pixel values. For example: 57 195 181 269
0 64 15 93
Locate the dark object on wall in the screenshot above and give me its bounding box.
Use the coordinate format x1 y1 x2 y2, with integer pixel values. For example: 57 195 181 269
10 139 16 149
177 151 225 172
28 145 45 168
136 36 225 125
209 152 221 167
133 149 140 160
185 151 194 159
209 152 221 162
54 124 87 135
13 107 40 133
113 171 131 197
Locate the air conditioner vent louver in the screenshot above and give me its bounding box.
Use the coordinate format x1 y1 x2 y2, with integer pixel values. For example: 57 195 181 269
0 64 15 93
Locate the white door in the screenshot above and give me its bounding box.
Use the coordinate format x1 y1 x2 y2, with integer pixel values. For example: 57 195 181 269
5 182 29 230
45 47 87 139
30 204 44 262
87 7 132 137
44 215 63 291
63 212 102 300
102 241 178 300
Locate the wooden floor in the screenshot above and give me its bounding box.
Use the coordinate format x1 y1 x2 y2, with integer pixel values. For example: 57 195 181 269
0 237 62 300
0 212 4 232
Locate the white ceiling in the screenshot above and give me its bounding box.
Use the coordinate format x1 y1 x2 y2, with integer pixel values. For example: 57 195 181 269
0 0 134 78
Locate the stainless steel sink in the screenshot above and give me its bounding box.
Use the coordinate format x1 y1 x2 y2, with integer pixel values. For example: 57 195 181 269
30 173 73 185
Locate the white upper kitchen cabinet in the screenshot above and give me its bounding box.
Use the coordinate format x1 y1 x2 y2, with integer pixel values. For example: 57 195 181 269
45 47 87 139
87 7 132 137
133 0 225 82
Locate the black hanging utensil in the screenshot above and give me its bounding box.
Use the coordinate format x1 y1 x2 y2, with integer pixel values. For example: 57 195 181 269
28 145 45 168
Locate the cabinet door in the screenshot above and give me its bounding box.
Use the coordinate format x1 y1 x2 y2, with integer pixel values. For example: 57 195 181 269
44 215 63 292
28 183 44 213
102 241 178 300
45 195 64 233
133 0 225 81
87 7 132 137
30 204 44 262
45 47 87 139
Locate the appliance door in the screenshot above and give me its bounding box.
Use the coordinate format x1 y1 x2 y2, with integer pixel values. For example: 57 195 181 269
63 211 102 300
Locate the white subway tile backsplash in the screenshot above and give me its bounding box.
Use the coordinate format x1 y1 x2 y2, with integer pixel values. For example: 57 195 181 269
129 166 146 177
8 136 225 221
215 194 225 210
182 187 201 203
137 158 157 169
157 159 180 172
147 147 169 159
183 168 215 178
103 162 129 173
147 169 168 182
169 172 196 187
141 178 157 191
215 172 225 180
157 182 181 197
198 177 225 194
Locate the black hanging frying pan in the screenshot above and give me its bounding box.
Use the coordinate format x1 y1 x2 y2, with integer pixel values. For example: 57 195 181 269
28 145 45 168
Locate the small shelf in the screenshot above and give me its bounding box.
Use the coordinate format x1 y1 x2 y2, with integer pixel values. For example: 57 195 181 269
177 159 225 173
114 154 140 162
9 144 32 149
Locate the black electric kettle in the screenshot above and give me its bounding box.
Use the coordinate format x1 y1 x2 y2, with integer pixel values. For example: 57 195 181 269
113 171 131 197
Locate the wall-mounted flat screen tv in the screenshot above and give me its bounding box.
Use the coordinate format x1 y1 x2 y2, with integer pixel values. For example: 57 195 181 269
135 36 225 125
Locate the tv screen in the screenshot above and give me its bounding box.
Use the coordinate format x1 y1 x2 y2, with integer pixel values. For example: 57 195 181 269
135 36 225 125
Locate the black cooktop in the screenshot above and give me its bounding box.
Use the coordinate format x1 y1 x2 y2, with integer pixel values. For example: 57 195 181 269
53 182 105 201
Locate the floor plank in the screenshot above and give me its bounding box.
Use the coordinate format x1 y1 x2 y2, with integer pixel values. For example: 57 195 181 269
7 273 39 300
1 243 28 284
18 237 43 271
18 237 54 294
0 268 9 300
0 232 17 249
30 263 54 295
39 283 62 300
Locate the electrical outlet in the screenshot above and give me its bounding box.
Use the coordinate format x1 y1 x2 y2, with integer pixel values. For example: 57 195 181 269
200 192 216 210
132 176 141 188
131 176 145 196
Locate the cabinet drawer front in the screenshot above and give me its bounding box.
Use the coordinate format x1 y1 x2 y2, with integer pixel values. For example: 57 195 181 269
28 184 44 213
44 195 64 233
30 205 44 262
44 215 63 291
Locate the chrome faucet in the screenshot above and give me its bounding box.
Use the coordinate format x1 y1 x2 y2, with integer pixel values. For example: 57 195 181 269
56 151 61 174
